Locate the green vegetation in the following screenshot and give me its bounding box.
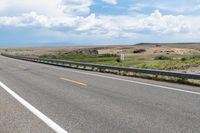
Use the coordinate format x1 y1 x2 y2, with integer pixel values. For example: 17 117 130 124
135 55 200 70
154 55 172 60
39 54 119 65
133 49 146 53
115 57 122 63
39 53 200 71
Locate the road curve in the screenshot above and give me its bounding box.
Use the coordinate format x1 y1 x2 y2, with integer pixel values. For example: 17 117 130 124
0 55 200 133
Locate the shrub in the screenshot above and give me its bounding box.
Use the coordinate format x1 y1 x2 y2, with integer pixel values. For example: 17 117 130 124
181 57 187 61
154 55 171 60
116 57 121 63
133 49 146 53
99 54 117 57
191 55 200 59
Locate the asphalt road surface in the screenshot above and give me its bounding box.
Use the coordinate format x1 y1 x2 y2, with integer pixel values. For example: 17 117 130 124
0 55 200 133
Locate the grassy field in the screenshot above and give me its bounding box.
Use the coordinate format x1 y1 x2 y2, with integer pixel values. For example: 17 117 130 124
39 53 200 71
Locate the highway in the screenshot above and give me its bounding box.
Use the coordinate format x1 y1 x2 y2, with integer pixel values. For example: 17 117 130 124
0 55 200 133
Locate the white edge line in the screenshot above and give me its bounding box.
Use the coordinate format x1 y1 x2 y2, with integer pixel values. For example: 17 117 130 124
0 81 68 133
7 57 200 95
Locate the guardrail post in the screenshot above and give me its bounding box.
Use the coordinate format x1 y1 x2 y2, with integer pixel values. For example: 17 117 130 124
83 65 86 69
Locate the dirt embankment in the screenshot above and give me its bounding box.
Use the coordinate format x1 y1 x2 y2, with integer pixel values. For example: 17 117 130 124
92 45 200 55
145 46 200 55
65 48 99 55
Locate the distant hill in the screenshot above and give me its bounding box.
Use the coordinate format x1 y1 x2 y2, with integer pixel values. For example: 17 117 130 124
135 43 200 46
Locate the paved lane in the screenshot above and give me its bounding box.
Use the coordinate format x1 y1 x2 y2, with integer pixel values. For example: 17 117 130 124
0 55 200 133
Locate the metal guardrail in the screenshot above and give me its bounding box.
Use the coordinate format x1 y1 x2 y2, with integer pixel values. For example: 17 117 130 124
2 54 200 80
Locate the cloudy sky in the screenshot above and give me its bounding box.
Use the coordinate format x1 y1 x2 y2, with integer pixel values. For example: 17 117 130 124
0 0 200 46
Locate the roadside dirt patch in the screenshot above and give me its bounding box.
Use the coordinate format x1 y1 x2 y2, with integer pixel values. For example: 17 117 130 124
144 46 200 55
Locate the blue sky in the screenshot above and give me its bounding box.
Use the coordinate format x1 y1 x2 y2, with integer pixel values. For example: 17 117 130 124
0 0 200 46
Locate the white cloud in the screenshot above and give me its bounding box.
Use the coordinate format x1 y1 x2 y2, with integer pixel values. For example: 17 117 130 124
0 0 93 17
129 2 200 14
129 3 147 11
142 10 190 33
102 0 117 5
0 10 195 39
61 0 93 15
0 12 79 28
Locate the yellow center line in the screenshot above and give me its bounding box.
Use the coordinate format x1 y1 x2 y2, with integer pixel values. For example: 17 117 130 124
60 77 87 86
